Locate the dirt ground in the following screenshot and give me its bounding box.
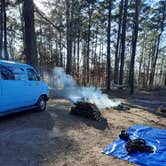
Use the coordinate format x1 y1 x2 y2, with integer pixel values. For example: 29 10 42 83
0 90 165 166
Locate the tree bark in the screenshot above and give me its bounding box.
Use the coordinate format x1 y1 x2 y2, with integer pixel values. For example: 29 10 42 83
149 1 166 87
19 3 25 55
106 0 112 90
0 1 3 59
3 0 8 60
165 69 166 86
114 0 124 83
162 60 165 87
119 0 128 85
138 31 146 84
73 38 76 74
77 31 80 76
23 0 38 68
86 4 92 84
149 36 159 86
66 0 73 74
129 0 141 94
146 52 151 87
59 31 63 67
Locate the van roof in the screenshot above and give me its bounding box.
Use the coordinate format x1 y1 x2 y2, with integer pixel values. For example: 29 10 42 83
0 60 32 69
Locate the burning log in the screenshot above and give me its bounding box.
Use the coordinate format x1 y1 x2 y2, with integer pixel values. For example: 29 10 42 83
70 101 102 121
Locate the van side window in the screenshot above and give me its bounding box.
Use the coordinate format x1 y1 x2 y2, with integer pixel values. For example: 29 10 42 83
0 65 15 80
11 67 26 81
27 69 38 81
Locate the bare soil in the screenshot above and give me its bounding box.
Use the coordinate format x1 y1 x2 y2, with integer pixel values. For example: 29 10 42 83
0 90 165 166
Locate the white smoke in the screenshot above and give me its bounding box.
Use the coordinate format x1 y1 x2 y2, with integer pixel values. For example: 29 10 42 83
53 67 120 109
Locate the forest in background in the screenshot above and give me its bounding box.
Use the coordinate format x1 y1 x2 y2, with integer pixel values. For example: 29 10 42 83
0 0 166 94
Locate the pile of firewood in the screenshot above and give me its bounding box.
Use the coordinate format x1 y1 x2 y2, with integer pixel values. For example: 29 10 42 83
70 101 101 121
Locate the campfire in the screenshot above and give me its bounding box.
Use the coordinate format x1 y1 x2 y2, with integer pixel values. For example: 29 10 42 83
53 68 121 110
70 99 130 121
70 101 102 121
53 67 130 120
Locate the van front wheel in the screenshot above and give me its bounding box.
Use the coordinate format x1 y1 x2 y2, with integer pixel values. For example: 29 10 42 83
37 96 46 111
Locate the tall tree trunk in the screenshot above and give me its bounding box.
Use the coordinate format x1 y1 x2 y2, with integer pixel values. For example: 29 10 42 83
119 0 128 85
129 0 140 94
19 3 25 55
106 0 112 90
86 4 92 84
101 40 104 86
138 31 146 84
164 57 166 87
114 0 124 83
0 0 3 59
93 27 98 85
82 44 87 86
164 69 166 86
146 52 151 87
149 1 166 87
3 0 8 60
59 31 63 67
9 31 15 60
149 33 164 87
73 38 76 75
98 41 102 85
159 62 163 86
23 0 38 68
66 0 73 74
149 36 159 86
77 31 80 76
143 54 146 87
38 24 43 76
76 11 80 78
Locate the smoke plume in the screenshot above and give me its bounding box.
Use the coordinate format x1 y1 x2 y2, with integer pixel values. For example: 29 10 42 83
53 67 120 109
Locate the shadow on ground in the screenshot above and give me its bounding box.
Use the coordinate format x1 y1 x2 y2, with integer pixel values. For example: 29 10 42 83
0 109 80 166
49 101 109 131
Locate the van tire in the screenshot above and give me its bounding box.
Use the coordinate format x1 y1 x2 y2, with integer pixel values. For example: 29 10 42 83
37 96 46 111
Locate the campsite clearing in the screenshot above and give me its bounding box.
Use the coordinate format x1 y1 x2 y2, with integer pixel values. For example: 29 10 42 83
0 90 165 166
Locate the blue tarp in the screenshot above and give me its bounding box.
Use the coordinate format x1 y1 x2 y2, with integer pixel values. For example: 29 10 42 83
102 125 166 166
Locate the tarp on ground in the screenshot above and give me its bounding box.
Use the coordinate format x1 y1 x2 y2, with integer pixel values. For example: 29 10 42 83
102 125 166 166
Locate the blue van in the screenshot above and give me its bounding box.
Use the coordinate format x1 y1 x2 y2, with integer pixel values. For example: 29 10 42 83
0 60 49 115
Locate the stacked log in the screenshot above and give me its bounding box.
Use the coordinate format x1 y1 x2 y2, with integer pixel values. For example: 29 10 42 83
70 101 101 121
